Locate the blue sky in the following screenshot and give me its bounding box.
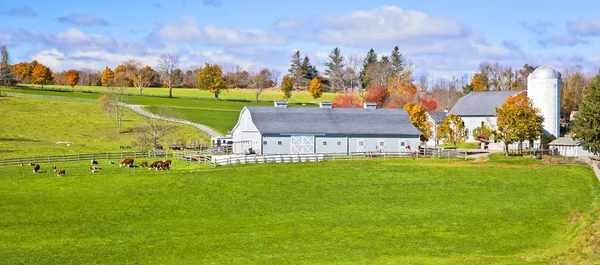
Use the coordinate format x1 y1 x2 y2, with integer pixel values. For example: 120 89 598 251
1 0 600 79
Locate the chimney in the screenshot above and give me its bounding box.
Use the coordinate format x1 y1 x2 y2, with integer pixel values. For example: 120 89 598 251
274 101 288 108
363 102 377 109
319 102 333 108
444 108 448 114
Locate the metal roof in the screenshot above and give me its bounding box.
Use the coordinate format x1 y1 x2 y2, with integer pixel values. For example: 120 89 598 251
449 90 525 116
246 106 422 136
548 137 582 146
427 111 447 123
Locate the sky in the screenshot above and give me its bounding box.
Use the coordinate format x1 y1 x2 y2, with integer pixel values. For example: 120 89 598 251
1 0 600 80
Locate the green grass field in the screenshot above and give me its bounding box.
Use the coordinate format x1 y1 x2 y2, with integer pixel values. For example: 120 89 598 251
0 97 207 158
0 155 598 264
15 84 338 103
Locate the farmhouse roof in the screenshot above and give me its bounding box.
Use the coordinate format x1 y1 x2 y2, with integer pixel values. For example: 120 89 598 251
245 107 422 136
449 90 525 116
427 112 447 123
548 137 582 146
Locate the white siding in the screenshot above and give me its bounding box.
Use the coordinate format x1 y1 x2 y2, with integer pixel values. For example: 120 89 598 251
348 136 420 153
461 116 497 142
232 107 261 154
528 78 561 137
549 145 596 157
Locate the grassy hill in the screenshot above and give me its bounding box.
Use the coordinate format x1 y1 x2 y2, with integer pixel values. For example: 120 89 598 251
0 155 598 264
0 96 207 158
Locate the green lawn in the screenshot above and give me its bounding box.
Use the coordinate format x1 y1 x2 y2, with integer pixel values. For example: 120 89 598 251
0 97 206 158
145 106 240 135
13 84 338 103
0 155 598 264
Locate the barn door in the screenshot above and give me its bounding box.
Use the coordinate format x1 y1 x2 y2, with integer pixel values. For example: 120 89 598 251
291 135 314 154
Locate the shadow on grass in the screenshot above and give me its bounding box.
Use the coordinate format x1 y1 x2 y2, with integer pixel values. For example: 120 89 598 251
0 137 43 142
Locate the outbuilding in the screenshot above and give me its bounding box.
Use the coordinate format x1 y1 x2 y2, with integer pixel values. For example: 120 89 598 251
231 102 422 155
548 137 596 157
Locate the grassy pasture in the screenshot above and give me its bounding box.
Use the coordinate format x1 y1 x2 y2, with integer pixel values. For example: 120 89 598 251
0 97 206 158
0 155 598 264
15 84 339 103
145 106 240 135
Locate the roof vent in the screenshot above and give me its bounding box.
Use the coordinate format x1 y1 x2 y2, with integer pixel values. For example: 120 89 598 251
319 102 333 108
274 101 288 108
363 102 377 109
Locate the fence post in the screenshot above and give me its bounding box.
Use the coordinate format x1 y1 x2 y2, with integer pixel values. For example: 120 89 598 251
47 155 50 163
78 153 80 162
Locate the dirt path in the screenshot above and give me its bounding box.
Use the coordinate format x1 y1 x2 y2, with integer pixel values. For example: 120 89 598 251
121 103 224 138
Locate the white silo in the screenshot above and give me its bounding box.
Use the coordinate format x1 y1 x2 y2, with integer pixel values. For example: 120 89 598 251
527 65 561 138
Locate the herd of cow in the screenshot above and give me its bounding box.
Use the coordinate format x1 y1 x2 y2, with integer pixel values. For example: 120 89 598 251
21 158 173 176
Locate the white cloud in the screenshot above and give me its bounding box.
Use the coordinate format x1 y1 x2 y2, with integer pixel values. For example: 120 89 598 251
537 35 589 48
58 14 109 26
275 18 301 29
567 18 600 36
152 17 287 46
53 28 115 49
309 5 468 46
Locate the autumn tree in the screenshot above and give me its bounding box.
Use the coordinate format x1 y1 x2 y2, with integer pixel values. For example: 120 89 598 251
65 69 80 88
157 53 180 98
198 63 226 99
495 92 543 155
13 61 34 83
101 66 114 87
420 98 438 111
332 93 362 108
437 114 469 147
281 74 293 101
97 95 111 119
31 63 52 88
363 84 389 108
309 77 323 99
251 68 270 102
472 123 495 141
572 73 600 155
135 106 179 150
0 45 16 86
403 102 432 141
472 72 488 92
324 47 345 91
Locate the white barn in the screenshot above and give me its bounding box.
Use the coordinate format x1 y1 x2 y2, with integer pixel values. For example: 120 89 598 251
548 137 596 157
425 111 447 146
231 103 422 155
448 90 524 142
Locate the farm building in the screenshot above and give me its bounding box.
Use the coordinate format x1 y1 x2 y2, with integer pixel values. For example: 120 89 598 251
449 90 524 142
231 102 422 155
548 137 596 157
425 111 447 146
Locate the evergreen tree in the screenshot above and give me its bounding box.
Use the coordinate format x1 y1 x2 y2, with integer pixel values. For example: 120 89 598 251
301 56 318 84
360 48 378 88
391 46 405 76
288 50 302 88
573 73 600 155
324 47 345 91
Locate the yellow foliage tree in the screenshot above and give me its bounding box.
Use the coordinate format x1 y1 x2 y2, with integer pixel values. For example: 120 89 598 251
495 92 543 155
31 63 52 88
472 72 488 92
65 69 79 88
437 114 469 147
101 66 114 87
403 102 432 141
281 75 294 101
197 63 226 99
308 77 323 99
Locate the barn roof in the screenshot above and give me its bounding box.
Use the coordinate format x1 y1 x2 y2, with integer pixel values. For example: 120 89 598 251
548 137 582 146
245 107 422 136
449 90 525 116
427 111 447 123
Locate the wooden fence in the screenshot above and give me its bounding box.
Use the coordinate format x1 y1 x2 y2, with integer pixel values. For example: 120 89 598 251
0 150 167 166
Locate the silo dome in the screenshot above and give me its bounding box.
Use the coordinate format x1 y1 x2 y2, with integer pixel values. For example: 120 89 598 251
527 65 561 138
528 65 561 80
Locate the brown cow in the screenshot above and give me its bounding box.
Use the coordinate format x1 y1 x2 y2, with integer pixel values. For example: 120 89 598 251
149 161 162 170
57 169 66 176
33 164 40 173
160 162 170 170
140 161 148 167
90 166 102 173
52 164 57 172
191 157 198 163
91 159 99 165
163 160 172 166
120 158 134 168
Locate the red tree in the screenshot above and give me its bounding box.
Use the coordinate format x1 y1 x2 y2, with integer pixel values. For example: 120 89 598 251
363 84 390 108
420 98 438 111
332 93 362 108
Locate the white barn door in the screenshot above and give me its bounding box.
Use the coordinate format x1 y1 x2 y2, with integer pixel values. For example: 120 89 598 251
291 135 314 154
357 139 366 152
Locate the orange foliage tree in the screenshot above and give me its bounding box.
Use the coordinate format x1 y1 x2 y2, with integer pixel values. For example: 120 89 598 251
101 66 114 87
363 84 389 108
308 77 323 99
65 69 80 88
31 63 52 88
472 72 488 92
332 93 362 108
403 102 432 141
420 98 438 111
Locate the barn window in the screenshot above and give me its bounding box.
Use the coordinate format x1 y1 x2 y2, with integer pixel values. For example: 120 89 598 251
277 140 283 146
337 141 342 146
323 141 328 146
401 142 405 147
263 140 268 145
481 121 484 127
379 141 385 147
358 141 365 147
